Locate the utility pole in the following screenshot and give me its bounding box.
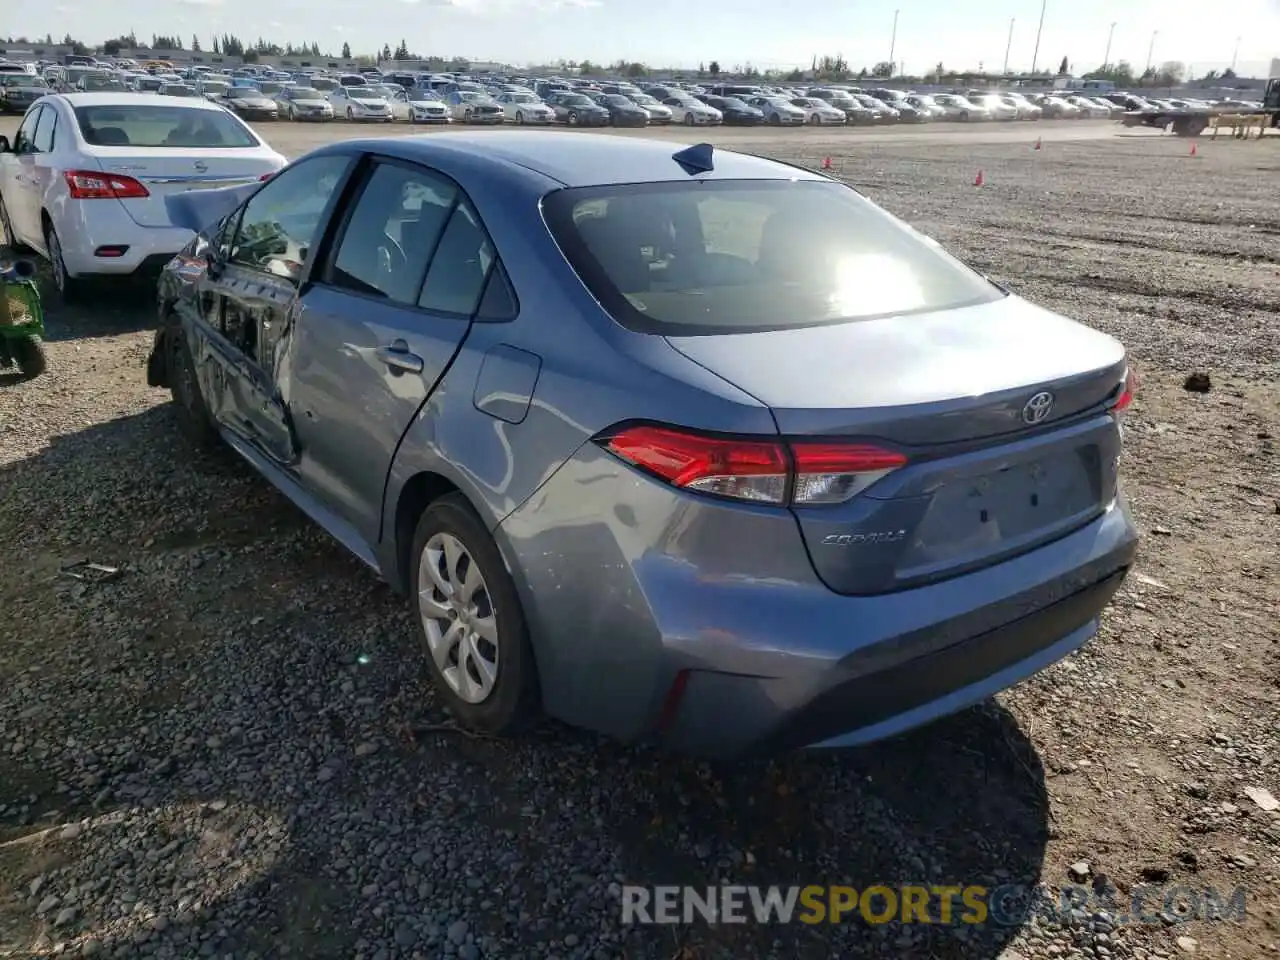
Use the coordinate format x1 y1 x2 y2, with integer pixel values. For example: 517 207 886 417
1145 29 1157 74
1030 0 1047 74
1103 22 1115 69
1230 35 1239 73
889 9 899 77
1003 18 1015 75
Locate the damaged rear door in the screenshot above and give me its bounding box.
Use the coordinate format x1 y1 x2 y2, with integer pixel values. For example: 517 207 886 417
188 154 354 466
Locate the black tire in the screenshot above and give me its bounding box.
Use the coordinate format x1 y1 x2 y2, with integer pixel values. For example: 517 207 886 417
683 112 694 126
0 194 30 252
410 493 539 736
808 113 820 125
568 110 579 126
164 314 219 449
44 220 87 303
9 336 46 379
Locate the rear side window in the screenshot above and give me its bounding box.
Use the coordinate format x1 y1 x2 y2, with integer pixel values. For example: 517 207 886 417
543 180 1003 335
418 203 496 316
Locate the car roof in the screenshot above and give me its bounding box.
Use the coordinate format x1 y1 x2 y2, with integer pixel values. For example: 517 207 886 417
59 91 225 111
330 131 829 188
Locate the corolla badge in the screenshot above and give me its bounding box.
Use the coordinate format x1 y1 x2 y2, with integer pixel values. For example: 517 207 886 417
1022 391 1054 425
192 160 208 173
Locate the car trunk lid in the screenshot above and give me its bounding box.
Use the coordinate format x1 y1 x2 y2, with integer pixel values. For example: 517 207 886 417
666 295 1128 594
91 150 275 228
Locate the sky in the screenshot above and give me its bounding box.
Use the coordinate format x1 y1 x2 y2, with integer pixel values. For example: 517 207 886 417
5 0 1280 76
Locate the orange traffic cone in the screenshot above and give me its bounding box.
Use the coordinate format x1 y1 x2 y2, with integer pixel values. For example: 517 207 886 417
974 169 985 187
1034 137 1042 150
822 156 833 170
1189 141 1197 157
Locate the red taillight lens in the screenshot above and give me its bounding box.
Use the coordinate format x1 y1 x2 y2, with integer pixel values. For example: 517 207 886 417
604 425 789 503
600 425 906 506
1111 368 1136 413
259 172 275 181
64 169 150 200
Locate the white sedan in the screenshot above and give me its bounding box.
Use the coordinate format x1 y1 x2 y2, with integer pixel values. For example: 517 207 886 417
384 87 451 123
495 92 556 124
329 86 392 122
662 96 722 126
788 96 848 124
971 94 1018 121
0 92 285 299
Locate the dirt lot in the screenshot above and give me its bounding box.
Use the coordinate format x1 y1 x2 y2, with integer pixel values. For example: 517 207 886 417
0 120 1277 960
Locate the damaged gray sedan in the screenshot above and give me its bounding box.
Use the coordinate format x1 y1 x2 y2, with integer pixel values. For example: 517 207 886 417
146 133 1138 758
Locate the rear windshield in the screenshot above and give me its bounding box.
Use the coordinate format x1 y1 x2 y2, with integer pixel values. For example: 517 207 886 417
73 104 259 148
543 180 1002 335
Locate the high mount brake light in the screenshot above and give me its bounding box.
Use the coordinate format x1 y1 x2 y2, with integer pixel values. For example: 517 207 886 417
599 425 907 507
64 169 150 200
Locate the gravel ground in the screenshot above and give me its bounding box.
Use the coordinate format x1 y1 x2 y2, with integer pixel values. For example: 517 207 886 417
1 124 1278 960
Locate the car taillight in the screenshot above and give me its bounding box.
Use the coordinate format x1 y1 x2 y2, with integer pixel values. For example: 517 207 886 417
259 172 275 181
64 169 149 200
1111 368 1136 413
599 425 907 506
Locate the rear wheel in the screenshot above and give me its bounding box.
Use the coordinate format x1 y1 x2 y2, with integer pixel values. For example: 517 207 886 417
8 336 46 379
411 494 539 735
568 110 579 126
683 111 694 126
808 113 820 125
346 106 354 120
44 220 86 303
516 110 525 124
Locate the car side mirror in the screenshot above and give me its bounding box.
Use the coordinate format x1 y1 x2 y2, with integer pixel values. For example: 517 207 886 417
0 136 10 153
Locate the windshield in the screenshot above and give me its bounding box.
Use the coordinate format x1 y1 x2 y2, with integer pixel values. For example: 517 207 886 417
200 81 229 94
633 95 659 105
719 98 749 109
73 104 260 148
562 95 592 106
544 180 1001 335
459 92 484 102
290 87 322 99
512 93 538 102
346 87 380 98
258 82 285 96
605 95 632 105
0 75 46 88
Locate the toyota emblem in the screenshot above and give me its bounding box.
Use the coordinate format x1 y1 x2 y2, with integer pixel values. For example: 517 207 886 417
193 160 208 173
1022 391 1055 425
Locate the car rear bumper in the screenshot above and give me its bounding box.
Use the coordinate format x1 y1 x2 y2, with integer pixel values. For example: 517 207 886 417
55 203 194 278
498 446 1138 759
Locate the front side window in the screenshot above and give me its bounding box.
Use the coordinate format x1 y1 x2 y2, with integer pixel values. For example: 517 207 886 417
13 107 41 152
330 162 458 305
73 104 259 148
32 105 56 152
544 180 1003 336
229 154 351 281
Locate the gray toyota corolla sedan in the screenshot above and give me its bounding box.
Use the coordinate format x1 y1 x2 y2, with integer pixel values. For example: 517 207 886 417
147 132 1138 759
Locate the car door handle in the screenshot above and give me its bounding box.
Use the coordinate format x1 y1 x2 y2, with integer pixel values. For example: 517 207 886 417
376 340 424 374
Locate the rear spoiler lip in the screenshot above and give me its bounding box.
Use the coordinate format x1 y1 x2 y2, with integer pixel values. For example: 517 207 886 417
163 181 261 234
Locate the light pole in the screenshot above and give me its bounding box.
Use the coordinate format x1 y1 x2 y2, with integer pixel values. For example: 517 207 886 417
1003 17 1015 75
1230 35 1239 73
1030 0 1047 74
889 9 899 77
1145 30 1157 74
1103 22 1115 69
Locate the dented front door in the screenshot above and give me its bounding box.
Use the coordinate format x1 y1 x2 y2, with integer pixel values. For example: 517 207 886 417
193 263 300 466
188 153 355 467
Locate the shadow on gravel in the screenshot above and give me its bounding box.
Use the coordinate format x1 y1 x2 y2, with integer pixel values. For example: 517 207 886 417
0 405 1050 960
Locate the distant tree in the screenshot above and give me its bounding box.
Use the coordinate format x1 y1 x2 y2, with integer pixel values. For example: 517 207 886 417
191 35 201 52
872 60 892 77
103 39 122 55
1221 67 1237 80
43 33 54 45
857 66 868 78
1154 60 1185 86
1084 60 1134 85
785 67 804 81
625 61 647 77
1057 55 1069 75
341 41 351 58
934 61 944 79
241 48 259 63
212 36 220 54
708 60 720 76
381 43 392 61
393 39 410 60
578 59 595 75
696 62 705 77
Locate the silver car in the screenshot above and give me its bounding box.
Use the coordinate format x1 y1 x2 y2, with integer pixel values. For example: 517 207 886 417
147 132 1138 759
